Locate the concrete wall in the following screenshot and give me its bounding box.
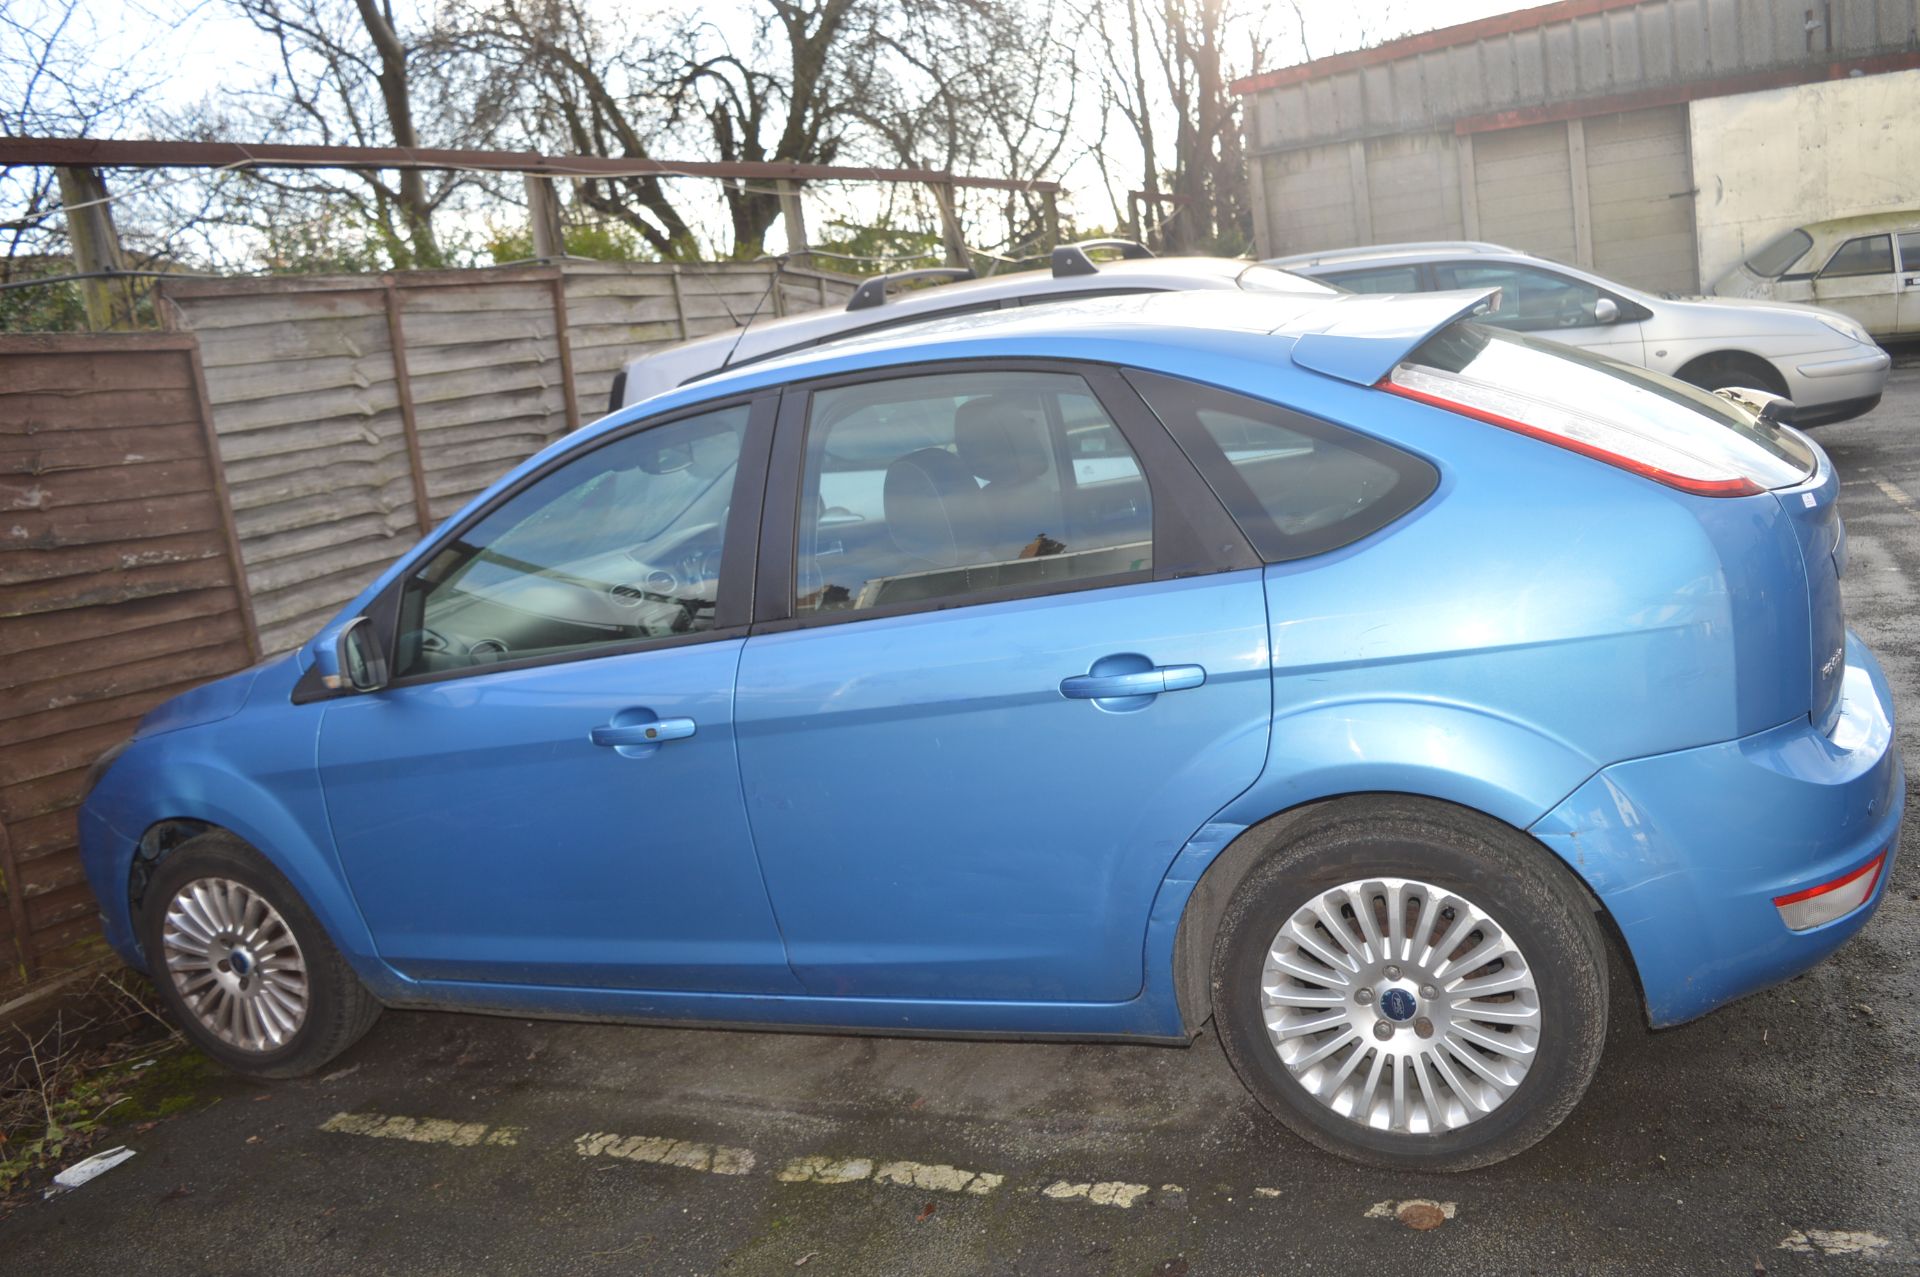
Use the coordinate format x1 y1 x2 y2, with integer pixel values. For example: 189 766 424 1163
1690 68 1920 283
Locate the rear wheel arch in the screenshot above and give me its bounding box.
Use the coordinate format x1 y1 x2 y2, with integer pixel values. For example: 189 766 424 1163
1170 792 1640 1034
1675 350 1790 397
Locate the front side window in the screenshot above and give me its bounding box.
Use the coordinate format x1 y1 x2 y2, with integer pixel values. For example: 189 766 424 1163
1820 235 1894 278
795 371 1152 614
1431 263 1607 331
394 404 750 678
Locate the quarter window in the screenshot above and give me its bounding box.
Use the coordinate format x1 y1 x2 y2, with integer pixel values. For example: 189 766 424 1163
1820 235 1894 278
1898 231 1920 272
1128 371 1437 562
393 405 750 678
795 371 1152 614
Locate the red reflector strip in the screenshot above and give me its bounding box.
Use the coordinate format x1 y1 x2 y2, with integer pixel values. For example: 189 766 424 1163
1379 377 1764 498
1772 852 1885 907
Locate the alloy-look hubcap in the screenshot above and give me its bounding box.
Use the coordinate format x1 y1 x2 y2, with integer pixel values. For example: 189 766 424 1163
1260 876 1542 1135
161 877 309 1053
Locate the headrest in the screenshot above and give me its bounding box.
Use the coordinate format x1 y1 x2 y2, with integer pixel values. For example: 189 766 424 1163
954 394 1051 486
883 447 982 567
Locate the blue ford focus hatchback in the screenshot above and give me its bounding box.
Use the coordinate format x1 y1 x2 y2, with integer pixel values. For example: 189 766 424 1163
79 288 1901 1170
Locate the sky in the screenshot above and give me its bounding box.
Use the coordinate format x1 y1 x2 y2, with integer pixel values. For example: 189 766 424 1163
8 0 1553 263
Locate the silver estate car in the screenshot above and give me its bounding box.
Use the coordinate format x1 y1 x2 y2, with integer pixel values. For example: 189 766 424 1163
610 242 1333 411
1275 243 1891 425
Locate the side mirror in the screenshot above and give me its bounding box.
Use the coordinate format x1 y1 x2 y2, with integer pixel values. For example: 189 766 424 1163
1593 297 1620 324
314 616 388 693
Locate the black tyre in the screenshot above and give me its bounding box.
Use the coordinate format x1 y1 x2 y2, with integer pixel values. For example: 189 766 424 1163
140 830 382 1078
1212 797 1608 1171
1679 353 1788 397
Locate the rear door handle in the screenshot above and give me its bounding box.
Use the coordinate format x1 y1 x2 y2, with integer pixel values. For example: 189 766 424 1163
590 718 696 747
1059 665 1206 699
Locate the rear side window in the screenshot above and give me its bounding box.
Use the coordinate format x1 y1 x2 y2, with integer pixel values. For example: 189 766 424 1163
1899 231 1920 271
1325 266 1421 294
1820 235 1894 278
1126 371 1437 561
1745 228 1812 278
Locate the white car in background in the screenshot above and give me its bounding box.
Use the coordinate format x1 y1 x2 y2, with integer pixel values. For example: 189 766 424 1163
608 242 1332 411
1274 242 1891 425
1711 211 1920 339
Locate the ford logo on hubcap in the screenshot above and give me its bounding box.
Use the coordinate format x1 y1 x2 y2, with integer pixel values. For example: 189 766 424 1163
1379 988 1417 1022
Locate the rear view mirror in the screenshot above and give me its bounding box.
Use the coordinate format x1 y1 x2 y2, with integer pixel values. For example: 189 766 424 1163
1593 297 1620 324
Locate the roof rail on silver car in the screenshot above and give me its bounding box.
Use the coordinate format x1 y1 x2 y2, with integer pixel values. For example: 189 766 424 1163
846 266 978 312
1050 239 1155 278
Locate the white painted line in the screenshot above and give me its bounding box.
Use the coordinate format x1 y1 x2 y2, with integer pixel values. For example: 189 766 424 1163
1779 1229 1891 1256
321 1112 522 1147
1365 1199 1458 1221
575 1131 755 1176
1042 1180 1151 1208
1254 1187 1282 1199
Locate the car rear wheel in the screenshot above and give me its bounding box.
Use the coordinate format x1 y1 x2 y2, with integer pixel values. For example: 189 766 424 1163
141 831 382 1078
1211 798 1608 1171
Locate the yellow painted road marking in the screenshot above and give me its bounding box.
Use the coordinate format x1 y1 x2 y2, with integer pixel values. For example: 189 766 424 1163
575 1131 755 1175
1868 471 1920 520
1042 1180 1150 1208
320 1111 522 1147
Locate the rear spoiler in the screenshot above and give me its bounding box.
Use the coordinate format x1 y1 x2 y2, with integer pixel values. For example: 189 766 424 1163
1284 287 1500 386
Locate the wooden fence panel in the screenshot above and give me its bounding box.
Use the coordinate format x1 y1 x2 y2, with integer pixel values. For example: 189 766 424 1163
161 261 856 655
0 333 258 991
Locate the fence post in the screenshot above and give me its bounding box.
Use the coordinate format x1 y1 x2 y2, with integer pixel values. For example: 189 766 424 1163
525 175 566 260
776 179 810 270
1041 190 1062 251
928 181 968 269
548 267 582 435
0 815 34 981
55 166 136 331
381 280 435 534
184 336 263 661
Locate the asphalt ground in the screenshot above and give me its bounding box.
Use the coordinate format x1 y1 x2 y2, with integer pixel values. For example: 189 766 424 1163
6 362 1920 1276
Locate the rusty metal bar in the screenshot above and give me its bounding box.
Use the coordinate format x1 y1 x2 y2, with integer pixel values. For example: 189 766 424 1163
0 137 1061 194
381 280 436 535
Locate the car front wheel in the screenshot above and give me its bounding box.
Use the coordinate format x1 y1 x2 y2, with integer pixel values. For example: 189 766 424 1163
1212 798 1609 1171
141 831 382 1078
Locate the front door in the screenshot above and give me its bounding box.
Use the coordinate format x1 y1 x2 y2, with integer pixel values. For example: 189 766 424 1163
1431 261 1647 364
734 367 1272 1003
1812 233 1900 336
318 398 800 993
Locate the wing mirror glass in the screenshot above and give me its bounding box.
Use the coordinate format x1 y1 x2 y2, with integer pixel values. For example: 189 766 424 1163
1593 297 1620 324
315 616 388 693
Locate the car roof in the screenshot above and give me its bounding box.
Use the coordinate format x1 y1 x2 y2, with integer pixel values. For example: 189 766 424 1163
619 255 1331 403
1785 209 1920 242
599 286 1497 433
1267 241 1519 270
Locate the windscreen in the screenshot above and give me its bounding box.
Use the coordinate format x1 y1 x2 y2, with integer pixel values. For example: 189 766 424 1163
1744 228 1813 278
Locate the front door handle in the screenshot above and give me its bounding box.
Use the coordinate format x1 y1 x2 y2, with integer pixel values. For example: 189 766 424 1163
590 717 696 748
1059 664 1206 699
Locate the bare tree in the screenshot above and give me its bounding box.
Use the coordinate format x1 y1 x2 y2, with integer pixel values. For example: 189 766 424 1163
210 0 519 268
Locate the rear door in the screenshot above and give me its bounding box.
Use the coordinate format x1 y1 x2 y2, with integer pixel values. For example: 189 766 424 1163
1897 231 1920 337
732 364 1272 1003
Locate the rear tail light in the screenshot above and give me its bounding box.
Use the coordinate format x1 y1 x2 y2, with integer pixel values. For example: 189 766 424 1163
1772 852 1886 931
1381 365 1765 498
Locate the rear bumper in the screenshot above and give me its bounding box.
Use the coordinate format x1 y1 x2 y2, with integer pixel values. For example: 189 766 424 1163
1531 631 1902 1027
